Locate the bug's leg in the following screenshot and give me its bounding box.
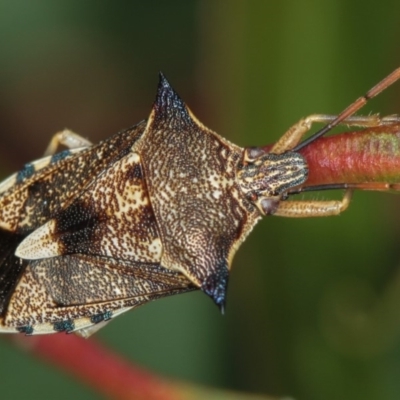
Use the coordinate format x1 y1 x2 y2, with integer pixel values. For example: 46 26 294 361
271 114 400 154
44 129 92 156
273 190 353 217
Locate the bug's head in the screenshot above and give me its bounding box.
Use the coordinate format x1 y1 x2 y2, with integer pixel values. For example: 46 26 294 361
237 147 308 215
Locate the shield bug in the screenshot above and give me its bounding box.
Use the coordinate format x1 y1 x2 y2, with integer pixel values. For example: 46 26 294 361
0 68 399 336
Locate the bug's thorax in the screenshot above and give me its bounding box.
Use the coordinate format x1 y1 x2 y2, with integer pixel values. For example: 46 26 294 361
236 147 308 215
131 74 263 310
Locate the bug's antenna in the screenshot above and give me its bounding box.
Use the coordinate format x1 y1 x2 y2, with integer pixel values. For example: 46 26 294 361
288 182 400 195
293 67 400 152
288 183 351 195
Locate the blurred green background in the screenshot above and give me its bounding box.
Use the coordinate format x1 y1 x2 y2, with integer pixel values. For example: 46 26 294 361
1 1 400 399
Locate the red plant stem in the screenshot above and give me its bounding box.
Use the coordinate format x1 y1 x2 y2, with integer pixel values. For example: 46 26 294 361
10 334 269 400
263 124 400 189
12 334 182 400
302 124 400 186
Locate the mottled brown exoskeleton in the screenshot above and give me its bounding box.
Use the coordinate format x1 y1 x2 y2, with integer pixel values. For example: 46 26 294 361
0 68 399 336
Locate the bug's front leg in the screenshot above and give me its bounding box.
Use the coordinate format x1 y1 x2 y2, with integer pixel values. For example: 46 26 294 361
271 114 400 154
273 190 353 217
44 129 92 156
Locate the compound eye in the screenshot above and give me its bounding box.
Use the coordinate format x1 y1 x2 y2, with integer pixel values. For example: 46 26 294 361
260 197 280 215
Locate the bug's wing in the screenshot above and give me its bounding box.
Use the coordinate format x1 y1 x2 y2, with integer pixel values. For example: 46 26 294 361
0 122 148 324
0 230 27 316
16 151 162 265
0 121 146 234
0 148 195 336
1 254 195 335
0 128 190 336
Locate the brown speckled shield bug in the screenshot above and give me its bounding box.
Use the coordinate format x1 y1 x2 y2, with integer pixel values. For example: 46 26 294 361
0 68 399 336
